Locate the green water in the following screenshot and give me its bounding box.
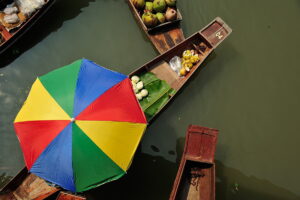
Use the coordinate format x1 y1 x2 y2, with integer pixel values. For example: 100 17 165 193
1 0 300 199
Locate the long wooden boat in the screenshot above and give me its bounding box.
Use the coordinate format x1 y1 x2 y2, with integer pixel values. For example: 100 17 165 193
169 125 219 200
127 0 185 54
0 0 55 54
129 17 232 122
0 167 59 200
1 17 231 199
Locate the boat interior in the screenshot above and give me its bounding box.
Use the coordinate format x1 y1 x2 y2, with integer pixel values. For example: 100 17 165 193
131 32 213 91
174 160 215 200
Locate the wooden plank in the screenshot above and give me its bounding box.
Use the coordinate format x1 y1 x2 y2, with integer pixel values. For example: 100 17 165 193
150 61 181 89
0 168 59 200
56 191 86 200
148 27 185 54
200 17 232 49
13 174 59 200
199 165 215 200
185 126 218 164
1 167 28 192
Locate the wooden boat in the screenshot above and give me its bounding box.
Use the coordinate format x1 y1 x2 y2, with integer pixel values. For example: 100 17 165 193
0 0 55 54
129 17 232 122
0 167 59 200
169 125 219 200
0 168 88 200
127 0 185 54
55 191 86 200
1 17 231 199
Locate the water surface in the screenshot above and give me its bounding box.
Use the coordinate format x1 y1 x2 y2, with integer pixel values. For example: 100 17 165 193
0 0 299 199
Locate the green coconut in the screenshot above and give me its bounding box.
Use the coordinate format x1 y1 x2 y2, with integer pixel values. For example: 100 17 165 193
145 2 153 12
132 0 145 10
153 0 166 12
165 0 176 7
142 12 158 27
156 12 165 23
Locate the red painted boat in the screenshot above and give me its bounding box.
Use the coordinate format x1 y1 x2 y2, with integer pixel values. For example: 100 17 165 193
169 125 219 200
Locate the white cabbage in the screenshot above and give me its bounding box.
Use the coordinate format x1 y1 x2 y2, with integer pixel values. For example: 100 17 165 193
15 0 46 16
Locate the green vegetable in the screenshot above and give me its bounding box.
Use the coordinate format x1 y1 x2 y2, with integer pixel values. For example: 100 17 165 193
139 71 158 85
139 79 170 110
144 88 176 120
138 72 176 121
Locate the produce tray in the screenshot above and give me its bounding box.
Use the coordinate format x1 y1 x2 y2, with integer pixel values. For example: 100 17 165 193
128 0 182 34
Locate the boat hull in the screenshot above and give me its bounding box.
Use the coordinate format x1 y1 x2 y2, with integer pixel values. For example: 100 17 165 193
129 17 232 122
169 125 219 200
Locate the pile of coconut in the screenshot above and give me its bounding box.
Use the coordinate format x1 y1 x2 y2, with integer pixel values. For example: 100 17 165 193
132 0 177 28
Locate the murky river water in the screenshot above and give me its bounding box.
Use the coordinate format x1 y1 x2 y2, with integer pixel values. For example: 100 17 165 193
0 0 300 199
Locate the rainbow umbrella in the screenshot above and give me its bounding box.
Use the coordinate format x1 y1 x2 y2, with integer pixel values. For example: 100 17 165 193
14 59 147 192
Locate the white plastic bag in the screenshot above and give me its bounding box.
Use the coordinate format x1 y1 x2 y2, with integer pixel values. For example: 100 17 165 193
3 7 18 15
16 0 46 16
4 13 19 24
169 56 182 76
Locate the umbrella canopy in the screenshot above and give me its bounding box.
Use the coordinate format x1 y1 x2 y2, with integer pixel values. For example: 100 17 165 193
14 59 147 192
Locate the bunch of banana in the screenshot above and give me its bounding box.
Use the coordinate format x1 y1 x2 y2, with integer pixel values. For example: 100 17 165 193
179 50 200 76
